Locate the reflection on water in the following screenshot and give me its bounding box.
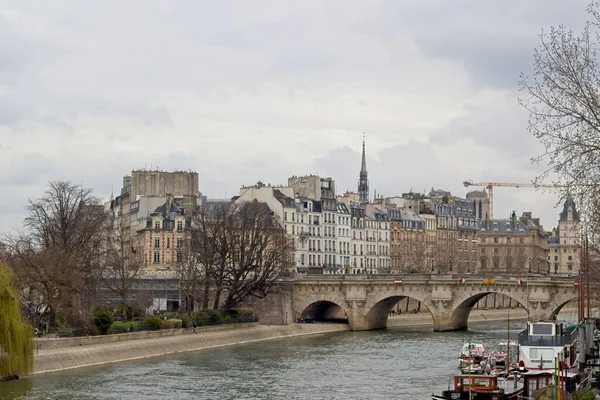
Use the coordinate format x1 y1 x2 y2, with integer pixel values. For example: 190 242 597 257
1 321 527 400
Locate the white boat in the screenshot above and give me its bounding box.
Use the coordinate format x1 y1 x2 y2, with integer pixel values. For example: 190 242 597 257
490 340 518 370
517 321 577 371
458 343 487 367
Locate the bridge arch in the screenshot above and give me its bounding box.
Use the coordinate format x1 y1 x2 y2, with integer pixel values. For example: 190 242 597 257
447 291 528 331
293 295 350 325
299 300 348 322
364 295 434 330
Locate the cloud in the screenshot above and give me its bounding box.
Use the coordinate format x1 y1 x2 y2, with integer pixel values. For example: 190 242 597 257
0 0 584 233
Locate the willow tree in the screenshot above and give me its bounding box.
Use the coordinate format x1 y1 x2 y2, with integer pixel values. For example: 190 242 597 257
0 262 33 378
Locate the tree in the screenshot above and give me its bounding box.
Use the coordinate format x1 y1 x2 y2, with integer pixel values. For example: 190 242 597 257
190 200 293 310
0 262 33 378
519 2 600 239
95 221 142 321
5 181 107 327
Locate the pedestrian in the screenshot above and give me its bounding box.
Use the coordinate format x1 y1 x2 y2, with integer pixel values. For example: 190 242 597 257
193 321 197 333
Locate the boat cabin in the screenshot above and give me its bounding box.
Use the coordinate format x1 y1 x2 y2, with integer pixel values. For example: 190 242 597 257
454 375 499 391
518 321 577 370
522 370 579 398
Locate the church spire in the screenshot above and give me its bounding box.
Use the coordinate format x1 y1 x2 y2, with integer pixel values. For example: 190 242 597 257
358 133 369 203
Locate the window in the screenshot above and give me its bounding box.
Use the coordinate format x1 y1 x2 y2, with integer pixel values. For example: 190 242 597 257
167 238 171 249
154 237 160 248
494 237 498 244
177 236 183 248
177 221 183 231
176 251 183 263
153 251 160 264
284 212 288 221
568 256 572 261
154 221 160 229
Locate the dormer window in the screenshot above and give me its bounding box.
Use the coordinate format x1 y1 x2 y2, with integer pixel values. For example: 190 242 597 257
154 221 160 229
177 221 183 231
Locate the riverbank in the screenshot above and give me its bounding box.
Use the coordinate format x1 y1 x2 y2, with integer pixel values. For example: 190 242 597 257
388 307 529 328
33 323 349 375
31 307 532 376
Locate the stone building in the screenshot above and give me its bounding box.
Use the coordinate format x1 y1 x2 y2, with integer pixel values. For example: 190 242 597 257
388 207 426 273
548 197 581 274
364 204 391 273
467 189 490 220
111 169 202 272
336 201 352 273
136 195 192 269
478 211 549 274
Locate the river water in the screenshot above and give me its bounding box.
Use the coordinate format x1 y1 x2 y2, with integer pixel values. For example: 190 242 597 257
1 320 526 400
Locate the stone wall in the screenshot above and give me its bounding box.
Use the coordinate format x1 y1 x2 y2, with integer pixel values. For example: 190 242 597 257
36 323 258 350
33 323 348 375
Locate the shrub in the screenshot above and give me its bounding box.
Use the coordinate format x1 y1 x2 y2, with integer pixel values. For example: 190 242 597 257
92 309 114 335
142 315 162 331
171 318 183 329
573 389 597 400
179 315 190 329
161 320 175 330
108 321 140 334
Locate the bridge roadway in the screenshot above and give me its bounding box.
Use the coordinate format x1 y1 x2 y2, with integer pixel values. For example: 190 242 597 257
254 273 580 331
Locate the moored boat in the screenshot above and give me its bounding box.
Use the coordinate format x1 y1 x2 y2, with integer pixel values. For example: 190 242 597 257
490 341 518 370
431 372 524 400
517 321 577 371
458 343 487 367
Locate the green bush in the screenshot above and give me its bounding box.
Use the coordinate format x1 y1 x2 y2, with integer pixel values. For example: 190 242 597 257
142 315 162 331
108 321 140 334
92 309 114 335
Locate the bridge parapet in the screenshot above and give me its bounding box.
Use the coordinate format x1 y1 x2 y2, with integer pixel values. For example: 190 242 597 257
284 274 579 331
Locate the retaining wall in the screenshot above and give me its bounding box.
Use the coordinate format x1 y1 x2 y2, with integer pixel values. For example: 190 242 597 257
35 322 259 350
33 323 349 375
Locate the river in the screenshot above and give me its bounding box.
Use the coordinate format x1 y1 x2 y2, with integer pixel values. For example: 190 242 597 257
0 320 529 400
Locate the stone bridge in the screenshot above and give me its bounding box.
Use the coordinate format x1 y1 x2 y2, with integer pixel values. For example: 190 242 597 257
254 274 580 331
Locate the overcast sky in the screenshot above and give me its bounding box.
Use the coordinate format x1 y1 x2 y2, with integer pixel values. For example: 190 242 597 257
0 0 591 234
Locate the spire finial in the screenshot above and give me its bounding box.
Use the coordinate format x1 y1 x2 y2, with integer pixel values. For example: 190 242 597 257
358 133 369 202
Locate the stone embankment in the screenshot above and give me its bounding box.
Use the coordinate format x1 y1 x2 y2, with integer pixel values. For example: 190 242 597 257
33 323 348 375
388 307 529 328
31 307 538 376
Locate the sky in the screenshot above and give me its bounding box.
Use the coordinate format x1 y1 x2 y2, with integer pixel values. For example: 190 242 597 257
0 0 592 234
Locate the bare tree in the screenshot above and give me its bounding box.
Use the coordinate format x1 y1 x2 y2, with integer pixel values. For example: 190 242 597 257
5 181 107 327
95 222 142 320
519 2 600 241
222 201 293 310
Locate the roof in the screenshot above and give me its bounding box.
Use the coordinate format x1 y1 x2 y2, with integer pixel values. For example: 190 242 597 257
548 236 560 244
273 189 295 207
478 218 528 234
153 200 183 216
336 202 349 214
560 196 580 222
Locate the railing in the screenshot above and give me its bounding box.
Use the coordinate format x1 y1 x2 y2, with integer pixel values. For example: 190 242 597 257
517 330 574 346
292 273 578 284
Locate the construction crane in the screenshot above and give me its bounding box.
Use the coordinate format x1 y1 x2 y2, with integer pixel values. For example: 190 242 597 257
462 181 565 219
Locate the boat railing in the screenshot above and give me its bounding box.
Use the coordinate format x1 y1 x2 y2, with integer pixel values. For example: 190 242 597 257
517 331 573 346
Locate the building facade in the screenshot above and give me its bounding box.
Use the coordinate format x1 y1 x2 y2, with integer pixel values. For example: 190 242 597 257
478 211 549 274
548 197 581 274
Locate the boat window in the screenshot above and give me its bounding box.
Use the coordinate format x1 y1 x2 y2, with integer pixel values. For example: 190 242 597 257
529 348 555 362
531 324 553 335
